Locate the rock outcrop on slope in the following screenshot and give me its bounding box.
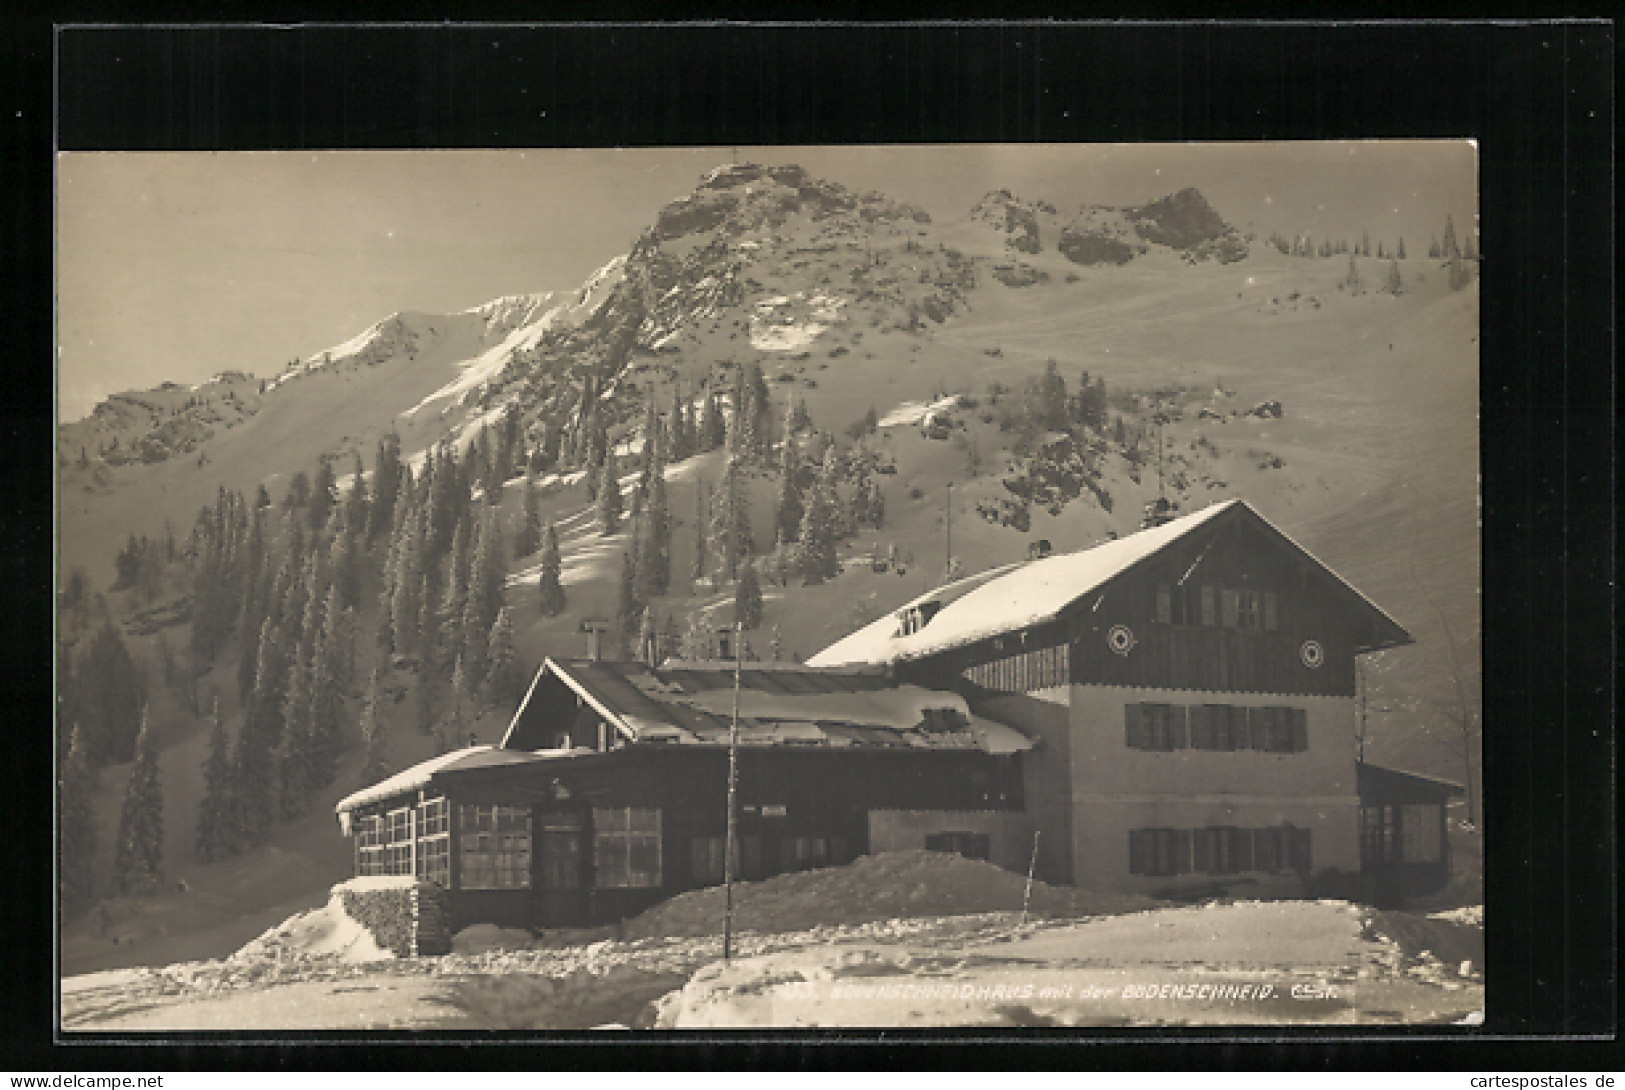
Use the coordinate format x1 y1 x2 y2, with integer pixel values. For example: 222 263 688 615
1060 187 1249 266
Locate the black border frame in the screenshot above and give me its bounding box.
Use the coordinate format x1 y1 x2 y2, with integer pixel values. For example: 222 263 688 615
7 16 1616 1071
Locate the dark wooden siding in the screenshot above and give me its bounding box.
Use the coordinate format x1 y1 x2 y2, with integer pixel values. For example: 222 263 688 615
1066 517 1359 696
435 745 1025 928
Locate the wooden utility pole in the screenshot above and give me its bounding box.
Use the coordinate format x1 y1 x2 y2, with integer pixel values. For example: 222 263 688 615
1019 830 1041 929
723 621 742 961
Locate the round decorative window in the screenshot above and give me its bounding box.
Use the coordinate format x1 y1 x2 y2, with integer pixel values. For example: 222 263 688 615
1107 624 1136 656
1300 639 1325 669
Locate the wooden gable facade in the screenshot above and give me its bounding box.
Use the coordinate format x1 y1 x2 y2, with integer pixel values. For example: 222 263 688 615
895 502 1410 701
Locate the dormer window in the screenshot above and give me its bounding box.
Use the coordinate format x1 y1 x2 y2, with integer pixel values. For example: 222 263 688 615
898 600 943 636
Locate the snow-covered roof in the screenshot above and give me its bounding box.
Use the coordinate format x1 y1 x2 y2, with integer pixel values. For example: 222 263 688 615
810 501 1240 667
809 499 1411 667
334 746 493 818
499 659 1034 754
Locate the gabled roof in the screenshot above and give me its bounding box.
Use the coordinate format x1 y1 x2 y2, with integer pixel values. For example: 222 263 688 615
500 658 1033 755
809 498 1412 667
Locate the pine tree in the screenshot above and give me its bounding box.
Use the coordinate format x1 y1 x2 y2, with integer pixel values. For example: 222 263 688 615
775 433 803 544
112 708 164 895
669 382 693 462
597 456 623 535
236 618 286 846
735 560 764 630
1442 214 1459 260
309 459 338 533
486 607 525 708
636 606 658 666
367 432 403 544
440 655 469 755
1345 253 1361 291
59 724 100 914
616 550 641 658
537 521 566 617
515 473 541 558
278 642 316 819
309 608 345 787
691 480 709 584
358 668 389 786
346 450 369 535
793 448 841 584
643 437 672 596
195 698 236 864
1387 258 1403 294
699 389 725 451
713 456 753 582
1396 237 1407 260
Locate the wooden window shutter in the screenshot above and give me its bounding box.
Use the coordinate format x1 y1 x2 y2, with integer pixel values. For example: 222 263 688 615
1188 705 1212 749
1170 705 1189 749
1290 708 1309 752
1252 829 1275 872
1192 828 1212 873
1174 829 1192 874
1128 829 1147 875
1232 828 1254 872
1248 707 1268 749
1263 591 1279 631
1125 703 1145 749
1201 585 1216 626
1289 827 1313 872
1155 585 1172 624
1221 588 1240 628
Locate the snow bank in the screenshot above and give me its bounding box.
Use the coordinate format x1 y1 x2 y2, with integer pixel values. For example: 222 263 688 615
452 924 540 955
1426 904 1483 927
621 850 1152 941
877 394 962 429
231 893 394 967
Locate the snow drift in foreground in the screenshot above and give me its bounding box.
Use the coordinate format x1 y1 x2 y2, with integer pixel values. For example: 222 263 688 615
231 891 393 966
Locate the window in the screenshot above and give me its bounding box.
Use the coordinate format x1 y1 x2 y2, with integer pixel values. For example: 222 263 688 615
924 832 990 862
1361 806 1396 866
1126 703 1186 751
459 804 532 890
594 807 662 888
1194 827 1254 874
1128 828 1190 876
1156 584 1200 625
1220 587 1279 631
690 837 727 886
358 806 417 877
784 836 834 871
1400 805 1443 864
355 815 386 876
1200 584 1217 626
416 797 450 887
1235 590 1262 630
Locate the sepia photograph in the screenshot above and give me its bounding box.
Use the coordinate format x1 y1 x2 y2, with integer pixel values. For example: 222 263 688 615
55 142 1484 1033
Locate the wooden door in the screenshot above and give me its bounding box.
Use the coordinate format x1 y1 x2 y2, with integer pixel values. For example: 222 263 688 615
536 810 587 928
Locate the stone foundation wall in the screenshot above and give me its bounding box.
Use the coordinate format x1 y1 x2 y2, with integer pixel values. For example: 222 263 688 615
337 880 453 957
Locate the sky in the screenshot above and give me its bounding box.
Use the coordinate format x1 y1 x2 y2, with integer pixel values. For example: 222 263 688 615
56 142 1477 422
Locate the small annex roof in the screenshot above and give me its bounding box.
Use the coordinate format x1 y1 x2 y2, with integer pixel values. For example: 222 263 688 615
809 498 1412 667
500 658 1033 755
1357 761 1466 802
334 746 492 820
